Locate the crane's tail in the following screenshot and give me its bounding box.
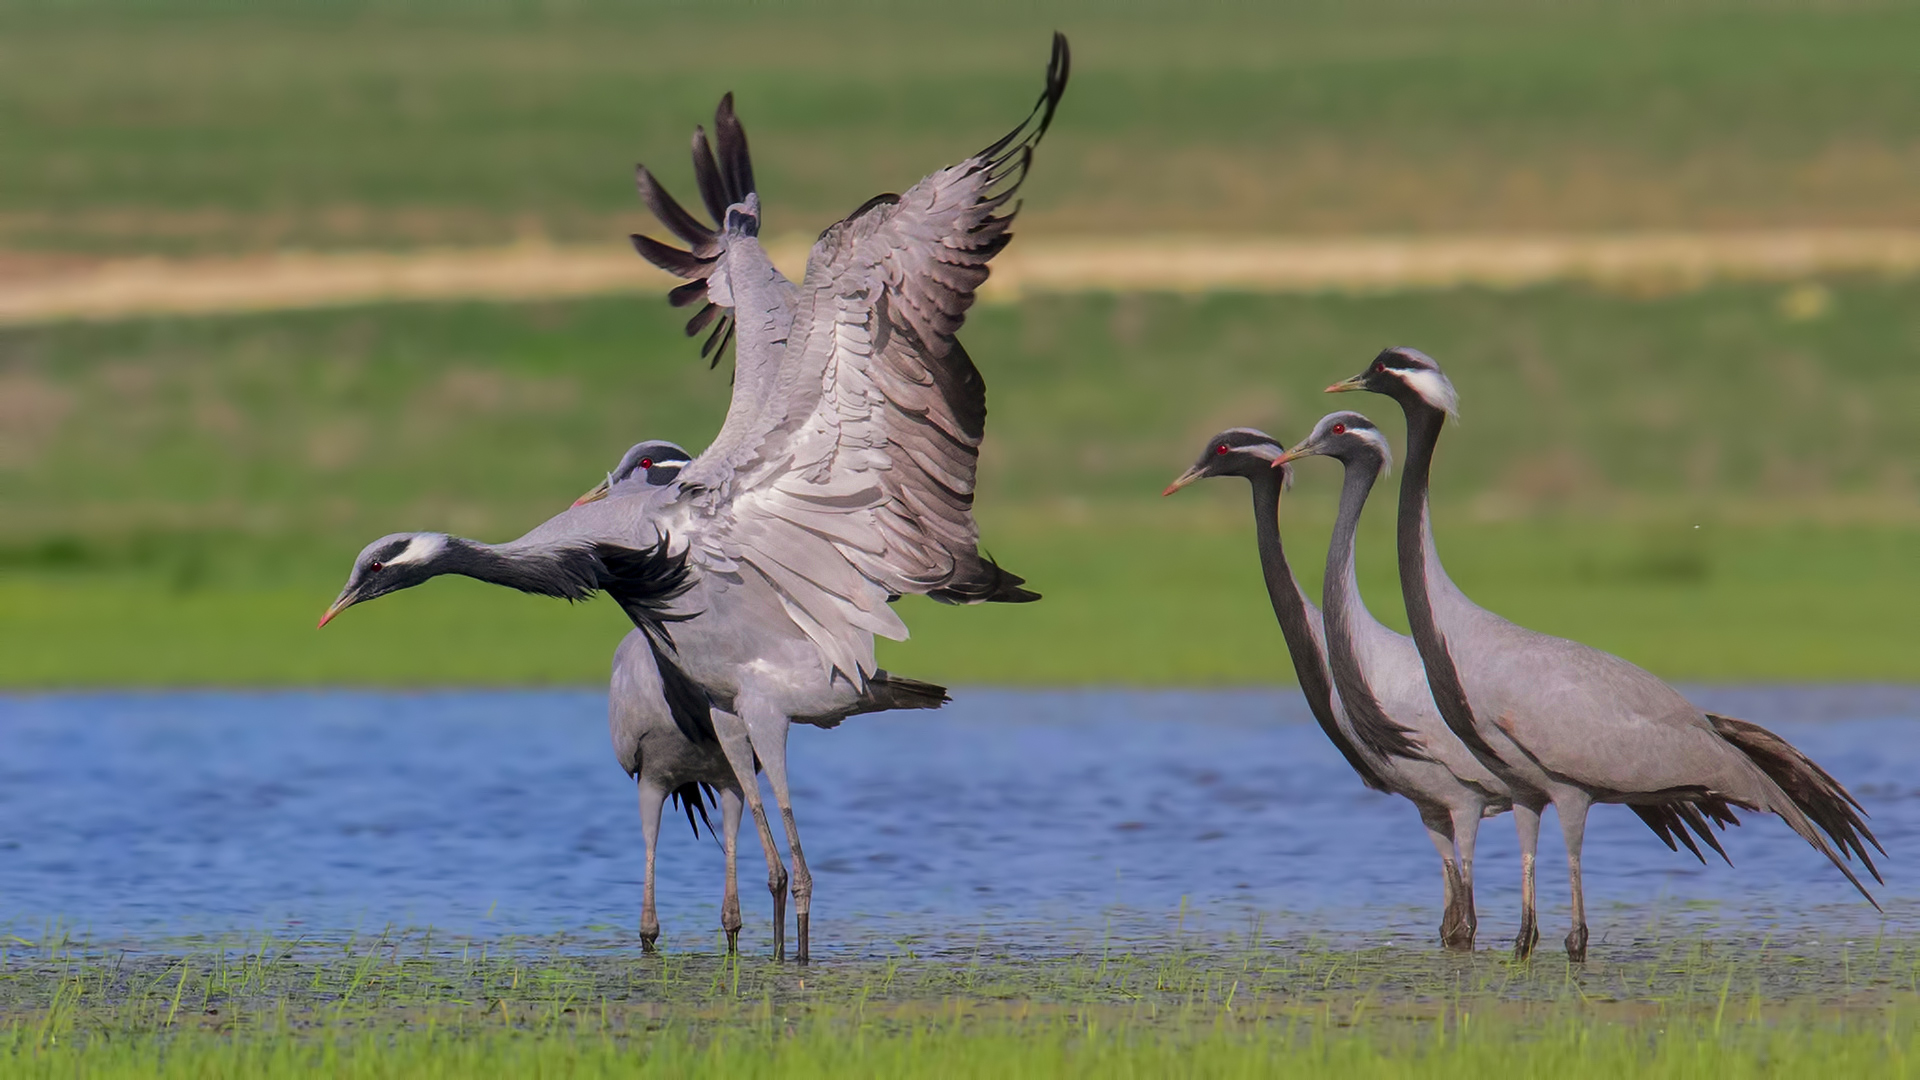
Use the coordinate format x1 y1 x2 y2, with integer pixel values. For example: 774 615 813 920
1631 797 1741 867
668 781 722 842
1708 711 1885 907
930 552 1041 605
852 671 952 714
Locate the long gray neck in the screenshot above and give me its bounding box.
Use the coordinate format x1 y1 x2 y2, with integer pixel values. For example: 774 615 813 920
440 536 600 601
1395 402 1494 758
1323 451 1426 764
1244 468 1389 791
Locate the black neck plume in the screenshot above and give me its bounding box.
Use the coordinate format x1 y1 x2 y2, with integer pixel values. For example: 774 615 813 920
441 537 601 601
1245 468 1390 792
1323 451 1428 764
1394 403 1496 760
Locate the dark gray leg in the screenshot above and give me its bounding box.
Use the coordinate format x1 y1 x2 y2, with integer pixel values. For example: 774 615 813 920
1559 792 1594 962
637 776 666 952
1420 808 1470 951
711 707 788 960
1513 801 1544 960
720 785 744 953
742 700 812 964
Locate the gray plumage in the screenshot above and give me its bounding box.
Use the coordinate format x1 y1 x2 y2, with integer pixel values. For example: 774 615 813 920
1333 346 1884 961
1167 427 1509 951
322 35 1067 963
583 443 948 953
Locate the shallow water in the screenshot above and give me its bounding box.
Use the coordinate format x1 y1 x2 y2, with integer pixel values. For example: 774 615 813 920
1 688 1914 953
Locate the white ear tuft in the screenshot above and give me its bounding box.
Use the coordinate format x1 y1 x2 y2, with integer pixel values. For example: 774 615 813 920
1399 368 1459 419
383 534 447 568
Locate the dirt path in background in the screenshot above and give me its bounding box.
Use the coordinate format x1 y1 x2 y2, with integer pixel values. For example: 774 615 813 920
4 230 1920 325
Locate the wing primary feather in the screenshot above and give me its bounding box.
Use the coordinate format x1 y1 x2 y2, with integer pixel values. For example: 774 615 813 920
631 233 717 278
691 125 728 225
668 280 709 308
974 33 1070 162
700 319 735 364
634 165 716 250
715 92 755 205
684 303 721 337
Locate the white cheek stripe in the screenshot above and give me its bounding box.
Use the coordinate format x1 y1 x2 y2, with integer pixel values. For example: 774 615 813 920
383 534 446 568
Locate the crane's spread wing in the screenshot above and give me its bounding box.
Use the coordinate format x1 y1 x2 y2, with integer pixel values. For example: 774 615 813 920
672 33 1066 683
631 93 792 366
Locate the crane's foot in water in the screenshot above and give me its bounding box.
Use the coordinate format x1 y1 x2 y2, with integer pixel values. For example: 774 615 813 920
767 866 788 962
1513 915 1540 961
1565 923 1589 963
724 927 740 954
1439 901 1475 952
795 914 810 965
639 931 659 954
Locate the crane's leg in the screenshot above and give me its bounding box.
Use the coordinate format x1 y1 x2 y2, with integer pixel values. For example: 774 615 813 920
1558 792 1595 962
1451 805 1485 951
741 698 813 964
720 784 744 954
1419 807 1469 951
1513 801 1544 961
637 775 666 953
710 706 789 961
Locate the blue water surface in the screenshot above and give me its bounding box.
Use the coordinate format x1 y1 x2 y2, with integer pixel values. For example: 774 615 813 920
1 688 1914 953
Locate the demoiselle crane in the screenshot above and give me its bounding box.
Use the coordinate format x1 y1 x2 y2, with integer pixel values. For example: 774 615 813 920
321 34 1066 962
1312 347 1884 960
585 442 946 953
1164 428 1509 949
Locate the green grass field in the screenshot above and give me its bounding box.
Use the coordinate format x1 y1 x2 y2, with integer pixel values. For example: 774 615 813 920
4 281 1918 686
5 925 1918 1077
4 0 1920 253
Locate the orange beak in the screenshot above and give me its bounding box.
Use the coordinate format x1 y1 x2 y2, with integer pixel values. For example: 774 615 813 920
1161 466 1204 497
317 595 351 628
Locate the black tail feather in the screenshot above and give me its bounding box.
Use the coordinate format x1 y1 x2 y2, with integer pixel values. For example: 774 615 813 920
853 671 951 714
1708 712 1885 895
668 781 719 841
930 552 1040 605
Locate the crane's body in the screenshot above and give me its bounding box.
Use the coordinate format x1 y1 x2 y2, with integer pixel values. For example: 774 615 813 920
323 36 1068 962
1327 346 1882 960
1166 428 1508 949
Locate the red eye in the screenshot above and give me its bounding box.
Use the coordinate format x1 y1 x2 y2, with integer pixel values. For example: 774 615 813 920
1331 423 1346 435
368 561 384 573
1215 443 1229 455
1374 361 1386 373
638 458 653 469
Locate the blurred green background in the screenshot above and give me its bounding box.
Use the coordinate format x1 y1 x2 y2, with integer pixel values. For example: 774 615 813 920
3 0 1917 686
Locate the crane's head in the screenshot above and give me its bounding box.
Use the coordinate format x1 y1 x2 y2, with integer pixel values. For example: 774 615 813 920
1327 346 1458 418
1273 411 1394 472
1163 427 1293 495
572 440 693 506
318 532 452 627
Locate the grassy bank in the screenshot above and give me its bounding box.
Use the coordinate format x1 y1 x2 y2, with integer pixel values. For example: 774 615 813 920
4 282 1918 686
4 927 1917 1076
4 0 1920 253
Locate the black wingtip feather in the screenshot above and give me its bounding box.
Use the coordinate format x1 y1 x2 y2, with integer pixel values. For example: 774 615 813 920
714 92 755 206
690 125 727 226
634 165 716 251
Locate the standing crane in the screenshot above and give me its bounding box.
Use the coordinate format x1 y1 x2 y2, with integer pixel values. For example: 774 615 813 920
1165 428 1509 949
1322 346 1883 960
320 35 1067 962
